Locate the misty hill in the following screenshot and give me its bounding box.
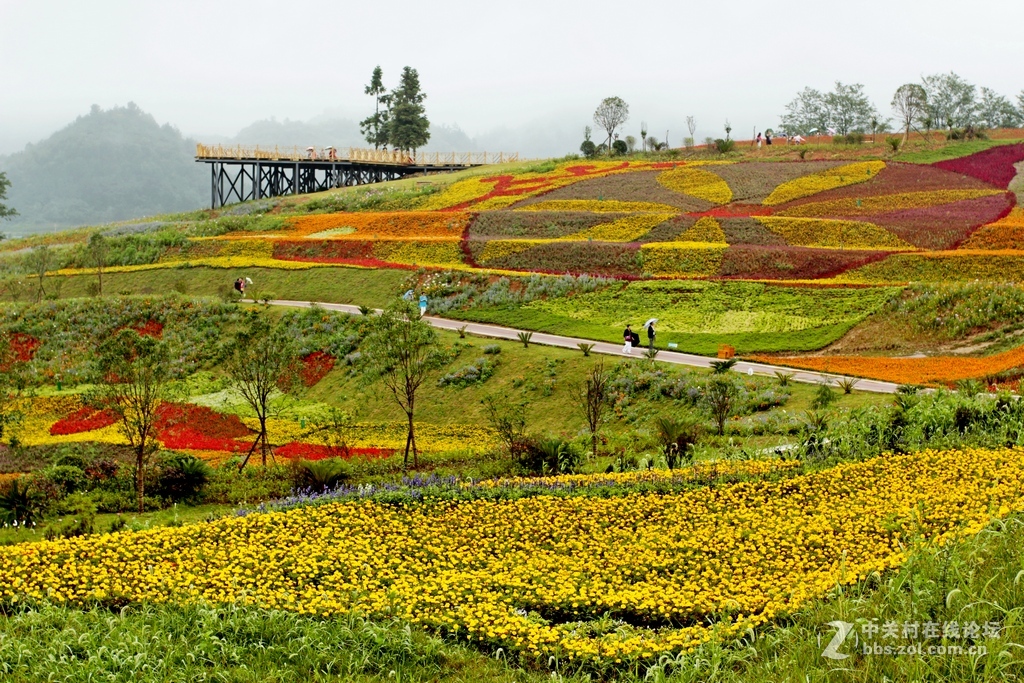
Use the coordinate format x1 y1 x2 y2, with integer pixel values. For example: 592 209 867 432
0 104 207 234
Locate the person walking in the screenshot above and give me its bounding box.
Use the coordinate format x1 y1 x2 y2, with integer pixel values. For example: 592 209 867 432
765 130 773 146
623 324 634 354
647 321 656 350
756 132 763 149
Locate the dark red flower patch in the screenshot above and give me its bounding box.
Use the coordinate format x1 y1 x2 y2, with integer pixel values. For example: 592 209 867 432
274 442 394 461
154 403 253 452
718 245 892 280
299 351 335 387
933 143 1024 189
778 163 995 211
842 193 1015 250
467 239 643 278
132 320 164 338
49 406 119 435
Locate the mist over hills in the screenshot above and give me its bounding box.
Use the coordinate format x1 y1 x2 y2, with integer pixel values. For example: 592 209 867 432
0 104 582 236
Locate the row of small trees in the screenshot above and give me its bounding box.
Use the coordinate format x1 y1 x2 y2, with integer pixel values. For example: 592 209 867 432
359 66 430 154
781 73 1024 140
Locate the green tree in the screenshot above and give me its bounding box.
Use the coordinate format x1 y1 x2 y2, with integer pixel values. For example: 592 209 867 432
226 314 299 470
362 299 442 468
580 126 596 157
388 67 430 155
977 87 1023 129
922 72 977 129
97 329 173 513
891 83 929 145
25 245 53 303
593 97 629 155
780 87 829 135
703 377 737 436
88 232 108 296
0 172 16 222
822 82 878 135
571 361 609 459
359 65 391 150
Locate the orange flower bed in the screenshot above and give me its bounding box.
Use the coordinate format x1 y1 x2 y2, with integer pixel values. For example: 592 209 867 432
286 212 471 239
753 346 1024 385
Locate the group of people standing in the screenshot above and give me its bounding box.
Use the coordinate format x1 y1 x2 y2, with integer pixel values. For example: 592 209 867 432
755 131 774 148
622 322 655 355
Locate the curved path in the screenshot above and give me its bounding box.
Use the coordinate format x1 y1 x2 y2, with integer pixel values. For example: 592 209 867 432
261 299 900 395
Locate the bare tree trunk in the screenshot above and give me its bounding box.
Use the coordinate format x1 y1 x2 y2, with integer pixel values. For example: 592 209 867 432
259 416 269 466
136 445 145 513
403 417 412 469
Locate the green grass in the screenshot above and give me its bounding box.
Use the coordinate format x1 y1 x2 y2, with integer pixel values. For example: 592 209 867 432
441 281 900 355
45 266 408 308
894 138 1016 164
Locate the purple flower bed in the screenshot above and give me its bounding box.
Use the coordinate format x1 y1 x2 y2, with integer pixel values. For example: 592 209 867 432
718 245 892 280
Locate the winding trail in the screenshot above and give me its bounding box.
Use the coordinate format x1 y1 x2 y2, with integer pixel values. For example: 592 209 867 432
260 299 900 395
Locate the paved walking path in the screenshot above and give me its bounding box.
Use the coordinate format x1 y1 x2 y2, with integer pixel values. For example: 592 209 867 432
260 299 900 395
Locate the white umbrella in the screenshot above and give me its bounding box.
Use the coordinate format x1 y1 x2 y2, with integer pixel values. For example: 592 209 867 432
643 318 658 328
306 146 315 150
245 277 253 285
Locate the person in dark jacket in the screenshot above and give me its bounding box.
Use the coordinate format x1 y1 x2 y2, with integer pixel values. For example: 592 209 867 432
647 322 656 349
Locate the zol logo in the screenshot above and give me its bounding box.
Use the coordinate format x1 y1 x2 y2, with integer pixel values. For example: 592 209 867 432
821 621 856 660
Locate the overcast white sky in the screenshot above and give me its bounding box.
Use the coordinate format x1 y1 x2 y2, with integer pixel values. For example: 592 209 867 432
1 0 1022 155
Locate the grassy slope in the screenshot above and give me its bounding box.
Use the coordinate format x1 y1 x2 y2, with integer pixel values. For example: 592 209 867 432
4 513 1022 682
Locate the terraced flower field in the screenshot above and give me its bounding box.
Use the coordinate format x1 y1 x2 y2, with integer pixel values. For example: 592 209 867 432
4 447 1024 664
48 144 1023 284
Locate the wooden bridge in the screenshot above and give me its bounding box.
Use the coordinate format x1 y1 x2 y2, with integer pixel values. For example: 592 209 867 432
195 144 519 209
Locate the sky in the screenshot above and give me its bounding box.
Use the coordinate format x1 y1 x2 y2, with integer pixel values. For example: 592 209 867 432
1 0 1022 156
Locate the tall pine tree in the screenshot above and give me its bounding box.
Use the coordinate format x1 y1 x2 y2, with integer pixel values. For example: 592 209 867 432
359 66 390 149
388 67 430 155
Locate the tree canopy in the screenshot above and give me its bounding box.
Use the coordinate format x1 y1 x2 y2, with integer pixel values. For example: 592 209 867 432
0 172 16 223
921 72 977 129
891 83 929 142
780 82 878 136
593 97 629 154
359 65 390 150
388 67 430 154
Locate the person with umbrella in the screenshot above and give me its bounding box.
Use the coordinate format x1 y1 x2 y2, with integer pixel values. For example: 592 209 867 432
644 318 657 351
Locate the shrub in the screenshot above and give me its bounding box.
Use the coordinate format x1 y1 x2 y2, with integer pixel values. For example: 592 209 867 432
580 140 597 158
483 395 530 461
156 452 213 503
656 416 701 469
482 344 501 355
520 438 582 475
292 458 351 492
812 382 839 409
714 138 735 154
437 357 497 388
710 358 738 374
775 371 794 386
578 342 595 357
704 377 738 435
886 136 902 153
836 376 860 394
0 479 41 525
612 139 628 155
517 332 533 348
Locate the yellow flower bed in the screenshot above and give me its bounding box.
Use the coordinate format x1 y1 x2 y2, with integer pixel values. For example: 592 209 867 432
657 167 733 204
564 213 675 242
373 239 465 267
960 207 1024 250
755 217 915 250
777 189 1003 218
197 239 275 258
0 472 22 487
517 200 680 213
763 161 886 205
477 239 547 263
640 242 727 277
283 212 472 239
677 216 727 244
10 396 130 447
251 418 496 453
4 447 1024 663
54 257 356 278
834 249 1024 283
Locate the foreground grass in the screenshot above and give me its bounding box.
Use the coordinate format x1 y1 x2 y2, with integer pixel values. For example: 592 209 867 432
3 514 1023 681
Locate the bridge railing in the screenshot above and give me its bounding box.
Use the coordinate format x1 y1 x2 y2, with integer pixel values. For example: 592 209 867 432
196 144 518 166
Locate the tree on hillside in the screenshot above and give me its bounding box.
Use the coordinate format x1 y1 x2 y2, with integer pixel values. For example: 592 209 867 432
686 116 697 146
362 299 443 468
780 87 830 135
1018 91 1024 123
88 232 108 296
823 82 878 136
977 87 1023 129
226 314 298 470
388 67 430 155
892 83 929 144
921 72 977 130
359 65 391 150
98 329 172 513
571 361 609 459
25 245 53 302
593 97 629 156
580 126 596 157
0 172 16 223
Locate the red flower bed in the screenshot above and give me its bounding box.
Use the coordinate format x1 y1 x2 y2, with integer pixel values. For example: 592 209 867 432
933 144 1024 189
133 320 164 338
49 406 119 435
847 193 1015 250
4 333 40 368
154 403 253 452
299 351 335 387
274 442 394 461
717 245 892 280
